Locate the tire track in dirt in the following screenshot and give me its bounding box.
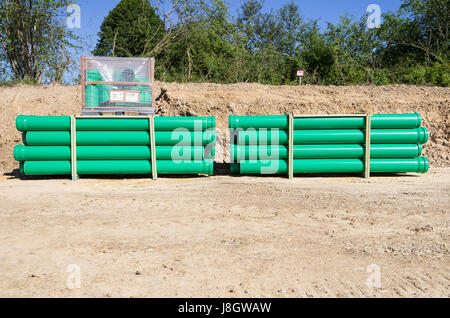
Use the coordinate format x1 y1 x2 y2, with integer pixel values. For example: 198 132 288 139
291 268 448 297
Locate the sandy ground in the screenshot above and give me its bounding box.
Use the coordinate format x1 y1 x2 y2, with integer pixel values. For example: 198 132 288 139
0 168 448 297
0 83 448 297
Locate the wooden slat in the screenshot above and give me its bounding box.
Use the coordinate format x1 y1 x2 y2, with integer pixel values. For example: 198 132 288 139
81 57 85 110
150 58 155 108
288 113 294 179
149 115 157 180
83 57 153 62
83 106 153 110
86 81 151 86
365 113 372 178
70 116 79 181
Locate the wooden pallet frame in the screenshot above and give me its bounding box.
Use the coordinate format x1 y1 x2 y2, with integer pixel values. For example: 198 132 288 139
287 113 372 179
70 115 158 180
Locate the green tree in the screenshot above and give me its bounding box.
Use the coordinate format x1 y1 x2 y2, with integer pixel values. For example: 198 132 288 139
298 22 335 84
89 0 449 86
377 0 449 85
236 0 306 84
0 0 79 83
157 0 236 82
323 15 381 84
93 0 165 57
380 0 449 65
278 1 306 83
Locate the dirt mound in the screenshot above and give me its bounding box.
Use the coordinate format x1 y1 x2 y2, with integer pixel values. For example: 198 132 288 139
1 82 449 172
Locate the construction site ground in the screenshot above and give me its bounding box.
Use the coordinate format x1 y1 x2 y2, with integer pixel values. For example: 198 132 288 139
0 83 448 297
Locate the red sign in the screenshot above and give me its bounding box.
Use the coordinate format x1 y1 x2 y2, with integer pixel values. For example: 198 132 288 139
297 70 305 77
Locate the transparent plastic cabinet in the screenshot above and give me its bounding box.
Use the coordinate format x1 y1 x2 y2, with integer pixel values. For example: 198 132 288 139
81 56 155 115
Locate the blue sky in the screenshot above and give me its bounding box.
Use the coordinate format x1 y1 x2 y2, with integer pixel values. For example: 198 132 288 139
66 0 403 82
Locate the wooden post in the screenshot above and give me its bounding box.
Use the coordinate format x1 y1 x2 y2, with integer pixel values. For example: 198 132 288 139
150 58 155 112
81 56 85 110
149 115 157 180
288 113 294 179
364 113 372 179
70 116 79 180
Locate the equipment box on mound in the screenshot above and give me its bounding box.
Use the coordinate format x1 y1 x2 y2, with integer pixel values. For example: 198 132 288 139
81 56 155 115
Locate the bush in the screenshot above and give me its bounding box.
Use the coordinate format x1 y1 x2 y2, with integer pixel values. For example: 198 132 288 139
402 63 449 87
425 63 450 87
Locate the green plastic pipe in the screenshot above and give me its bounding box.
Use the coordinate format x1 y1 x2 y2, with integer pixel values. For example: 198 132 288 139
99 85 114 104
229 113 422 129
24 130 216 146
14 145 205 161
230 144 423 160
20 160 213 176
16 115 216 131
87 69 103 81
236 128 428 145
85 86 100 107
233 158 429 175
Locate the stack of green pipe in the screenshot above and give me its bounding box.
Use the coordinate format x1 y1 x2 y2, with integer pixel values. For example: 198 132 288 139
15 115 216 176
229 113 429 175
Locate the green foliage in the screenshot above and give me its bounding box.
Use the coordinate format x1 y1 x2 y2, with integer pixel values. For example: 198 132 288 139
0 0 448 86
232 0 306 84
93 0 165 57
156 0 449 86
0 0 80 83
403 63 450 86
426 63 450 86
380 0 448 65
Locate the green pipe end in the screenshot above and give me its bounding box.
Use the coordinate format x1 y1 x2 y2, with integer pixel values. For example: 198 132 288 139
229 115 237 129
208 117 216 129
418 127 429 144
19 161 24 174
22 132 28 146
205 146 215 159
415 113 422 128
230 163 239 174
16 115 28 132
205 159 214 175
418 157 429 173
13 145 25 161
417 144 423 156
